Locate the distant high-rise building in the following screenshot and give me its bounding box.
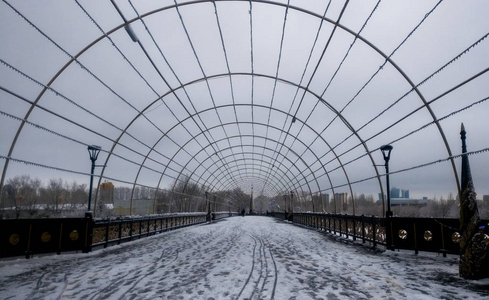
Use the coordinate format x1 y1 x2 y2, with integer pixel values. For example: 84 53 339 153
334 193 348 212
321 193 330 203
100 181 114 204
401 189 410 198
483 195 489 202
390 187 400 198
319 193 329 212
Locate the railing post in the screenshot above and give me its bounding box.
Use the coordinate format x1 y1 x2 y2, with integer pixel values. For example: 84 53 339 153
372 215 377 249
118 221 122 245
361 215 366 244
104 220 110 248
83 218 94 253
414 222 418 255
147 218 150 236
138 219 142 239
339 216 342 237
352 217 356 241
440 223 447 257
332 216 335 235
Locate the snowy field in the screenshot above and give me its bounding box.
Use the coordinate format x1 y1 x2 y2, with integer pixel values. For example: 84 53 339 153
1 216 488 299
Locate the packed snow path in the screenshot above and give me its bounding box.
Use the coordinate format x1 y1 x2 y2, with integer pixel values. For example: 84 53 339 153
1 216 488 299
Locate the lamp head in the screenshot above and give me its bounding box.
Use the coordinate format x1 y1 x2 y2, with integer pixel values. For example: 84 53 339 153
290 190 294 198
380 144 393 162
87 145 101 162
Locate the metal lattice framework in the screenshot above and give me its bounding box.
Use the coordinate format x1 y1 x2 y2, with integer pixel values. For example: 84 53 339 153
1 0 489 214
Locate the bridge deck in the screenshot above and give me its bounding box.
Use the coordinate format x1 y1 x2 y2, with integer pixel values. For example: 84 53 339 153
0 216 487 299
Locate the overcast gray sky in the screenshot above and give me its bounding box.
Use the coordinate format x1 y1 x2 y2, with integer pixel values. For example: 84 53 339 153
1 0 488 201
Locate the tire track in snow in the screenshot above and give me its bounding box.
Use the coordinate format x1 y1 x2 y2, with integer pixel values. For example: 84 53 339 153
237 225 278 300
249 235 265 299
55 274 68 300
267 239 278 299
236 233 257 299
256 237 268 299
25 270 47 299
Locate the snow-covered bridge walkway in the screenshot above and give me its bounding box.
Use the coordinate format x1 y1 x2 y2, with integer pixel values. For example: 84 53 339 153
1 216 488 299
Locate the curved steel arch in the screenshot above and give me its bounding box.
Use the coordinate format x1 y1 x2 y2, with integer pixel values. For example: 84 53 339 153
121 97 356 215
167 119 326 194
210 175 281 210
147 125 323 212
193 141 313 196
0 0 460 212
123 0 457 194
203 155 299 196
0 0 368 201
114 0 459 206
162 133 315 208
106 85 357 211
142 108 344 204
167 132 315 198
222 175 281 199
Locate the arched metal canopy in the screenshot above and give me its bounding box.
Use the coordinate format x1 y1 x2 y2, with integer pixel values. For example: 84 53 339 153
1 0 489 214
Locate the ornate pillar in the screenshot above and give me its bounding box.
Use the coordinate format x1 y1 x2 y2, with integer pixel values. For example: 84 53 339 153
459 123 489 279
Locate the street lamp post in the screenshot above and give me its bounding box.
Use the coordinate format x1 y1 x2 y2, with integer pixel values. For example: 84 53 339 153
86 145 101 218
380 144 393 250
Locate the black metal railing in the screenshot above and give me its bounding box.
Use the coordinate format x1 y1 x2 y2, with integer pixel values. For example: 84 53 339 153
0 212 237 259
274 212 384 248
91 213 208 250
272 212 489 256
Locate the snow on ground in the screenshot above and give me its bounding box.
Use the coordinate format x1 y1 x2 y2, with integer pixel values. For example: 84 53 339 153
1 216 488 299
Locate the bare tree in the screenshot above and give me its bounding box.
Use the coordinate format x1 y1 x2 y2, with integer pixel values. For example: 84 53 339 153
229 187 248 213
395 205 421 218
354 193 382 216
154 189 170 214
43 178 65 216
2 175 41 218
72 182 88 206
170 174 205 213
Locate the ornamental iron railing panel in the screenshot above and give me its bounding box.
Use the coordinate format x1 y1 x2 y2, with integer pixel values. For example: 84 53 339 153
0 212 237 259
0 218 91 259
273 212 488 255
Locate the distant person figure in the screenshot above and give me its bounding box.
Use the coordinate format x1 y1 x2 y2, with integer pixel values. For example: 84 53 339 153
241 209 245 217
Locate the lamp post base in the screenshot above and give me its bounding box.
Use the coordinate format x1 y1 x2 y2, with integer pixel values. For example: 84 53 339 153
85 211 93 219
